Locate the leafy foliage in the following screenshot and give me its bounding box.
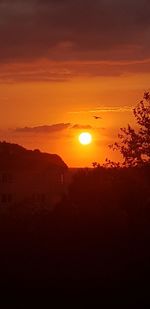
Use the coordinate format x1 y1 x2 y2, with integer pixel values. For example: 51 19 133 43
110 91 150 166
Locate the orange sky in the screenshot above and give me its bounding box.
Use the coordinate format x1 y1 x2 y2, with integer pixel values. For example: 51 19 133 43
0 69 149 166
0 1 150 166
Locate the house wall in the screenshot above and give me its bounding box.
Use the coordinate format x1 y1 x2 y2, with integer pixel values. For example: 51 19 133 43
0 169 66 209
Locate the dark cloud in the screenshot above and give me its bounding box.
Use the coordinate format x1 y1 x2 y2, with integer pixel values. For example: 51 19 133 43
0 0 150 63
14 123 95 134
15 123 71 133
72 124 92 130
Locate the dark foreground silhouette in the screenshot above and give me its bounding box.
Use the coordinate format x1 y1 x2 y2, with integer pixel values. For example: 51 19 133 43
1 166 150 303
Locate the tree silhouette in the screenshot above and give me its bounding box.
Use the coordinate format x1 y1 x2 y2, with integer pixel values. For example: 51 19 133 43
110 91 150 166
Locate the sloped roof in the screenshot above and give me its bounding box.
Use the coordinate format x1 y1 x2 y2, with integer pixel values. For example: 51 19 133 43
0 142 67 171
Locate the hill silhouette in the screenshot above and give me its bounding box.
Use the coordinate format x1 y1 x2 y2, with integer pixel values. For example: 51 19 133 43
0 141 67 171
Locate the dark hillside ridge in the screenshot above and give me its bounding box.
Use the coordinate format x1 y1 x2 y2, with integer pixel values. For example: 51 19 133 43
0 141 67 171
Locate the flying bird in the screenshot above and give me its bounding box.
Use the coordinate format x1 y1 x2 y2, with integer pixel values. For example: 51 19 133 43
93 116 102 120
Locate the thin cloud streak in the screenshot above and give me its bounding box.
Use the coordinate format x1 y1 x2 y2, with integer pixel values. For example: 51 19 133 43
90 106 134 113
1 57 150 83
69 106 134 114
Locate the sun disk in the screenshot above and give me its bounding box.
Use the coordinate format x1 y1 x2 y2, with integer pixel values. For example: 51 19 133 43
79 132 92 145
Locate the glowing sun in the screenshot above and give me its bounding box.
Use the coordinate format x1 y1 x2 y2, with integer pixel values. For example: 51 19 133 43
79 132 92 145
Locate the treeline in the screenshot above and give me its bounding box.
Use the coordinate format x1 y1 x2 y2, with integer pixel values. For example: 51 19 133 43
1 165 150 302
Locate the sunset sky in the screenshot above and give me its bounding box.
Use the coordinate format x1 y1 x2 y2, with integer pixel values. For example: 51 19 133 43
0 0 150 167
